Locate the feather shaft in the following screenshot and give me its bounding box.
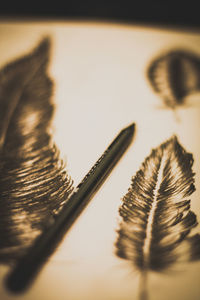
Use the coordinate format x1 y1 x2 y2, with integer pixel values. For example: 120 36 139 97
139 272 148 300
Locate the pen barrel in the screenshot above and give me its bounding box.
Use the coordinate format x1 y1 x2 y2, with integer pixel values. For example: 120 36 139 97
5 123 135 293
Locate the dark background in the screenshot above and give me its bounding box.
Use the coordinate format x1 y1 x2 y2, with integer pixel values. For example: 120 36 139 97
0 1 200 29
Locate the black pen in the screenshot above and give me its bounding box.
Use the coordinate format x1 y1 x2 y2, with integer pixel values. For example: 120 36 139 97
6 123 136 293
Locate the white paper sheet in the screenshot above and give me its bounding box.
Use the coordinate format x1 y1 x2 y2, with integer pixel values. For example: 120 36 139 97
0 20 200 300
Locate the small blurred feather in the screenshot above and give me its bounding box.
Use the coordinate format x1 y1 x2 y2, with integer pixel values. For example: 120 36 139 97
0 38 73 263
147 50 200 109
115 136 200 299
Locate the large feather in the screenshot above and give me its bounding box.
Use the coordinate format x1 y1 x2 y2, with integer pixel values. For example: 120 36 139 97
115 136 200 299
0 38 73 263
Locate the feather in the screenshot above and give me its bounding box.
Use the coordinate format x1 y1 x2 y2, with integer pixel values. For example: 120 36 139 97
115 136 200 299
0 38 73 263
147 49 200 109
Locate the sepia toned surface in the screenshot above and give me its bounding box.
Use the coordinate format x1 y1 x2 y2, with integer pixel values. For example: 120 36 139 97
0 20 200 300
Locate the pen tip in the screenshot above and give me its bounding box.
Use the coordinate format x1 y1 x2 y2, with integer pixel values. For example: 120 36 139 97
125 122 135 132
